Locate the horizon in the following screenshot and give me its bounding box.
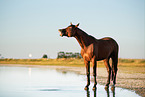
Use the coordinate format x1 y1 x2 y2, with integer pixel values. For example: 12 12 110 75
0 0 144 59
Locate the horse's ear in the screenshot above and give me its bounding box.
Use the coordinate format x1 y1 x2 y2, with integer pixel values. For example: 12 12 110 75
75 23 80 27
70 22 72 25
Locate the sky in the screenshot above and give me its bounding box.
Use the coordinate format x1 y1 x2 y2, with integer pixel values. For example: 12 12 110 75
0 0 144 59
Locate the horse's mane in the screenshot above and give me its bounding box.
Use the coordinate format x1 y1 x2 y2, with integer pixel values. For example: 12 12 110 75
76 27 97 41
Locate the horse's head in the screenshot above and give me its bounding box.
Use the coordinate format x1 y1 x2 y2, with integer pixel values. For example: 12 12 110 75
59 23 79 37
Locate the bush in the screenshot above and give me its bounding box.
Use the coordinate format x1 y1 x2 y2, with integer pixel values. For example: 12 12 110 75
42 54 48 58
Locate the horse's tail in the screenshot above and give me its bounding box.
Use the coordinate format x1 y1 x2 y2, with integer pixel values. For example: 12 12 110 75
111 40 119 81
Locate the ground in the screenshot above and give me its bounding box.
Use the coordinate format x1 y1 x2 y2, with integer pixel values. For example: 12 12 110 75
44 65 145 97
0 58 145 96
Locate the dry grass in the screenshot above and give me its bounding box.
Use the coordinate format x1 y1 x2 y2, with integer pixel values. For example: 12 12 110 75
0 58 144 67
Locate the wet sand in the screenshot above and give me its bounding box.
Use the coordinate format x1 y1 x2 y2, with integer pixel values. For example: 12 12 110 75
0 64 145 97
37 65 145 97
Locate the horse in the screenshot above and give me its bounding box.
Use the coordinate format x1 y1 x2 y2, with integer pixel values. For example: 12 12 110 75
58 23 119 90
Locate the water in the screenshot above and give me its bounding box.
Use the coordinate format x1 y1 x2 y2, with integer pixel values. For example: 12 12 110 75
0 66 140 97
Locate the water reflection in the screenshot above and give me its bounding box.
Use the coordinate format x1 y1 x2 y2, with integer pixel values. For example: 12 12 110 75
28 68 31 78
0 66 140 97
39 88 60 91
105 87 115 97
86 89 97 97
86 87 115 97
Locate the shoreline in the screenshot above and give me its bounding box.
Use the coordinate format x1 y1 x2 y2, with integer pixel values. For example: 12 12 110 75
0 64 144 97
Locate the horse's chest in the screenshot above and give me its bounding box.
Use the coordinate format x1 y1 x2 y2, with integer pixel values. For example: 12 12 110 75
81 45 94 61
82 53 92 61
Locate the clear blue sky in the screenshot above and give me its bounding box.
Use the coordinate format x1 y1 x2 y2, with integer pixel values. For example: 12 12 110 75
0 0 144 59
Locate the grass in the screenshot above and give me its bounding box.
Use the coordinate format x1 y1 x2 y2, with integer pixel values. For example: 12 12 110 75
118 58 145 67
0 58 84 67
0 58 145 67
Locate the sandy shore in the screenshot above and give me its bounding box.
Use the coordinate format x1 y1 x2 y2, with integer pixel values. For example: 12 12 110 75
46 65 145 97
0 64 145 97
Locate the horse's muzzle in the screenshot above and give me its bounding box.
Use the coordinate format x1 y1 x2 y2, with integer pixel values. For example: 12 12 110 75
58 29 65 37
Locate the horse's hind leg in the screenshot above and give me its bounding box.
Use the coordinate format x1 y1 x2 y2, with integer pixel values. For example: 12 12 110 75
111 58 114 81
112 57 118 86
104 58 111 87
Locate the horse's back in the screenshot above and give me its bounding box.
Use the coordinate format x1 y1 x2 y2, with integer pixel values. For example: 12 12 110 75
102 37 119 57
100 37 118 47
100 37 116 41
96 37 119 60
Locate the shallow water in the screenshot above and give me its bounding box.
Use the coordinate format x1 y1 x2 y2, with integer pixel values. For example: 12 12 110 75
0 66 140 97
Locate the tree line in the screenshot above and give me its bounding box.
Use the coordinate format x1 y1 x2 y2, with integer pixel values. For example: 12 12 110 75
57 51 82 59
0 52 82 59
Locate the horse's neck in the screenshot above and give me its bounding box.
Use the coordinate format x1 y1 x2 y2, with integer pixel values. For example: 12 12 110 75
75 28 94 49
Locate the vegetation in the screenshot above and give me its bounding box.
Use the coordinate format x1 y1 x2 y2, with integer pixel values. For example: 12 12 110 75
0 58 145 67
57 51 82 59
42 54 48 58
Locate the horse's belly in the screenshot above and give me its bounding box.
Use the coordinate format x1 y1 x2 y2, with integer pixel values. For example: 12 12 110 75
96 57 106 61
96 47 112 60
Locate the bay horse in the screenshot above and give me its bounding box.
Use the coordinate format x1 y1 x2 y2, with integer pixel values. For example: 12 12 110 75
58 23 119 90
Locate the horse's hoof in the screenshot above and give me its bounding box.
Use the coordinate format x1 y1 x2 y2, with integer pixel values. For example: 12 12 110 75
84 86 89 90
105 85 109 91
92 86 96 91
111 85 115 91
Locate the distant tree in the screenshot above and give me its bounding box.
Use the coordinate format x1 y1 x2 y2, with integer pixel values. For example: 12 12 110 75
77 55 81 59
42 54 48 58
57 51 65 58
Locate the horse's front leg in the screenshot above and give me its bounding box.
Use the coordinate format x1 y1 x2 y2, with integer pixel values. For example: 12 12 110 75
92 58 97 90
84 60 90 90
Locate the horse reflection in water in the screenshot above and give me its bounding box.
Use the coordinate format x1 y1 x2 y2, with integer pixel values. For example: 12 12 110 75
86 89 96 97
59 23 119 90
86 87 115 97
105 87 115 97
